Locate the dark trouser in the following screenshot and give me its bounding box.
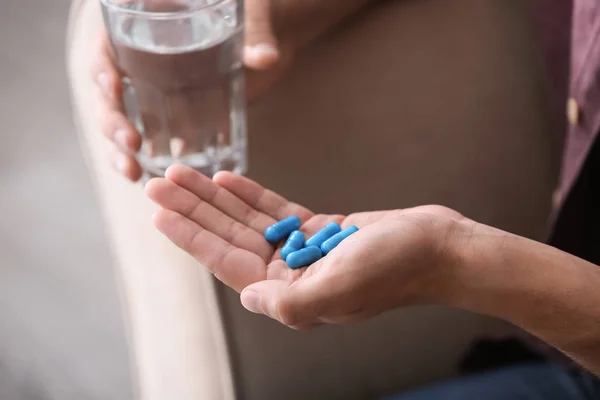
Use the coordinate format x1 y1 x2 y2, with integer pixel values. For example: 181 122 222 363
384 364 600 400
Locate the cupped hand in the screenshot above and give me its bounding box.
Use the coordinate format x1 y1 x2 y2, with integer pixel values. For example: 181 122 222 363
146 165 470 329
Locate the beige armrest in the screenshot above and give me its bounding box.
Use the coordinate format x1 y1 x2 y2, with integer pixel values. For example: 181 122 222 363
67 2 235 400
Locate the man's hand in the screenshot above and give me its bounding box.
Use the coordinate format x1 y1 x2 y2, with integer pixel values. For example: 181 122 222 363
145 165 467 329
146 166 600 374
91 0 373 181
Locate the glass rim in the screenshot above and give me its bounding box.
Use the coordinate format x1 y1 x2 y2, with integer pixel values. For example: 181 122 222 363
99 0 230 19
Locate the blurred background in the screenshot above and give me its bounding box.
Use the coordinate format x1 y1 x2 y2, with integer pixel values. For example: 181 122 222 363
0 0 132 398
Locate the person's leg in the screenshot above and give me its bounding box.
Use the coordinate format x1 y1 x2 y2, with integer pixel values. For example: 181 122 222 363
67 2 235 399
385 364 600 400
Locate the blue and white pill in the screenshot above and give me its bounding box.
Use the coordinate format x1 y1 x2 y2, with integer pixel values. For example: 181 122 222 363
286 246 322 269
305 222 342 248
321 226 359 255
280 230 305 260
264 216 302 243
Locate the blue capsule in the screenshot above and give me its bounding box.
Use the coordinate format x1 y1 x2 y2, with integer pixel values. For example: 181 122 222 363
280 231 305 260
286 246 322 269
321 226 359 255
305 222 342 248
264 216 302 243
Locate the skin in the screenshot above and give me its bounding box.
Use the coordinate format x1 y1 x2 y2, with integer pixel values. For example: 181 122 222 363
90 0 374 181
146 165 600 377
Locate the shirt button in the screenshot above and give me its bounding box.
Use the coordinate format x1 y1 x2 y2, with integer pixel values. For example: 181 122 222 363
567 98 581 126
552 187 562 208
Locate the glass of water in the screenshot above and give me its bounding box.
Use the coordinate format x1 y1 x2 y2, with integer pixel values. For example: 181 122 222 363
100 0 247 179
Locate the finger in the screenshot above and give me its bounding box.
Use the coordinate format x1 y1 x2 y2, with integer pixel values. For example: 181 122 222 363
90 30 121 105
165 165 277 233
243 0 280 70
99 104 142 154
244 265 373 328
108 144 143 182
240 280 292 320
146 178 273 261
241 275 327 327
213 171 313 222
153 209 267 292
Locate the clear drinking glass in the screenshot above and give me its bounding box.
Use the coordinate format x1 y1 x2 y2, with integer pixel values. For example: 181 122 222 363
100 0 247 179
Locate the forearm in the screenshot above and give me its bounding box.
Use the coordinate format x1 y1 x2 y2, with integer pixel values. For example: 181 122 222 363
448 223 600 375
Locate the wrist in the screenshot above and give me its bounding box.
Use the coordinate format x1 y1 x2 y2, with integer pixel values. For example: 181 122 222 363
429 219 510 309
395 216 483 308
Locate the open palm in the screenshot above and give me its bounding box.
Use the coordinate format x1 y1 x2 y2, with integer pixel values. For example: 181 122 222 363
146 165 463 295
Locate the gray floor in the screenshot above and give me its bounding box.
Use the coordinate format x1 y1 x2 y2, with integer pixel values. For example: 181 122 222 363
0 1 132 399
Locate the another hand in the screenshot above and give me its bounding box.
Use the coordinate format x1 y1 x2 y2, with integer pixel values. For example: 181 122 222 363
146 165 470 329
91 0 371 181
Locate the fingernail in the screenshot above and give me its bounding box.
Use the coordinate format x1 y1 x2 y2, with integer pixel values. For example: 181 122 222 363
97 72 113 97
115 129 130 151
241 290 263 314
244 43 279 63
113 153 128 175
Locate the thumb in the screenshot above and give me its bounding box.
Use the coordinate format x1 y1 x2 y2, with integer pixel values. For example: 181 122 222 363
241 278 323 328
243 0 280 70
